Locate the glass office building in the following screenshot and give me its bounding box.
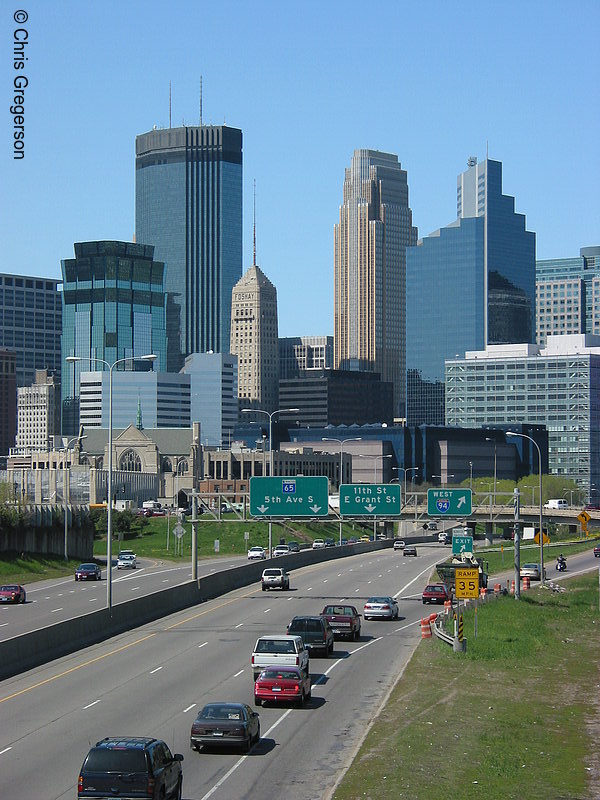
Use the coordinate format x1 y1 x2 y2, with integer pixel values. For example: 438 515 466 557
135 126 243 370
536 246 600 345
406 157 536 426
182 352 238 447
445 334 600 493
61 241 168 434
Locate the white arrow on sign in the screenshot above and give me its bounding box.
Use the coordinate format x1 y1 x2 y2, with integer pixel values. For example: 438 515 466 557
257 505 269 513
309 504 321 513
365 504 377 513
457 495 466 508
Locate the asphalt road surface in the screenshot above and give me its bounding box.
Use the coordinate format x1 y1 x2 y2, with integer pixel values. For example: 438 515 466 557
0 545 445 800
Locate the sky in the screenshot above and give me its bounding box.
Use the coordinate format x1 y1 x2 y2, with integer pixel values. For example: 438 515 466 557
2 0 598 338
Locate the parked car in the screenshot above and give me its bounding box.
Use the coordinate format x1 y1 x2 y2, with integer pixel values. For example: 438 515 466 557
287 541 300 552
117 553 137 570
594 545 600 557
363 596 399 620
320 604 361 640
422 583 453 605
273 544 290 557
77 737 183 799
0 584 26 604
254 665 311 707
190 703 259 753
312 539 325 549
75 563 101 581
287 615 334 656
403 545 418 557
247 546 266 560
520 563 546 580
393 539 405 551
261 567 290 591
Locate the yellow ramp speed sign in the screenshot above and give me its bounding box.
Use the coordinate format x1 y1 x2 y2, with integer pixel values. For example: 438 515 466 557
455 567 479 599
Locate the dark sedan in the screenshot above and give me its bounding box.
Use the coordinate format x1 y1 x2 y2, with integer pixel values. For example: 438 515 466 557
190 703 260 753
75 563 102 581
0 584 26 604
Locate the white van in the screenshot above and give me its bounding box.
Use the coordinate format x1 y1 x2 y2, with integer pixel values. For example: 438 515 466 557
544 498 568 509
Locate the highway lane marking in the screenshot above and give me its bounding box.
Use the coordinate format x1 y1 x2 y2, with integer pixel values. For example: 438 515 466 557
234 623 243 628
307 587 313 591
149 666 162 674
0 633 157 705
83 700 100 709
233 669 244 677
393 557 443 600
264 608 271 613
51 608 63 613
0 746 12 755
130 587 141 591
0 623 9 628
89 598 98 602
183 703 197 713
198 642 208 648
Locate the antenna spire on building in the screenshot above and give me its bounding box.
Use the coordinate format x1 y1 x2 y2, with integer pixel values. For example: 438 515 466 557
199 76 203 126
253 179 257 266
169 81 172 128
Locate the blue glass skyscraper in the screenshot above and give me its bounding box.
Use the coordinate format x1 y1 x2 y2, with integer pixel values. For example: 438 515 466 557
406 157 536 426
135 126 243 371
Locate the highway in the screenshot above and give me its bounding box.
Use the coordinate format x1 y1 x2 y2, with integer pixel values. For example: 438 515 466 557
0 545 446 800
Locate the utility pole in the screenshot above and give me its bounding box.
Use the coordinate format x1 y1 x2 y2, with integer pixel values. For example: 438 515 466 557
513 487 521 600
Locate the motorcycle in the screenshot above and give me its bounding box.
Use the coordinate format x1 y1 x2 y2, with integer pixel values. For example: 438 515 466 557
556 558 567 572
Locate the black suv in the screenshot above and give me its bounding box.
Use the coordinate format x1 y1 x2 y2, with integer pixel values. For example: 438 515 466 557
78 737 183 799
287 615 334 656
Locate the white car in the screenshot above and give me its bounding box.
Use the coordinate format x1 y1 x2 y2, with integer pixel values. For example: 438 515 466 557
393 539 405 551
116 553 137 569
312 539 325 549
247 546 266 560
273 544 290 557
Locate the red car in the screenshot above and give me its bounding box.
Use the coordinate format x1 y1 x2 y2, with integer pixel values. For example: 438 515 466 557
254 665 311 707
0 584 26 604
75 563 102 581
594 545 600 558
422 583 453 605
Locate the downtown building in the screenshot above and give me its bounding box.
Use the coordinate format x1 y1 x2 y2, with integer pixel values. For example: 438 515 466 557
334 149 417 419
181 352 238 448
406 156 536 426
536 245 600 345
0 349 17 458
445 334 600 494
14 370 60 453
279 335 333 379
135 125 243 370
61 241 168 435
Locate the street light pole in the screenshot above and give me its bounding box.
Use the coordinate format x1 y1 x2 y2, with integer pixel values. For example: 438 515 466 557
507 431 544 586
66 353 156 612
242 407 299 557
61 434 87 561
359 454 392 540
485 437 497 507
322 437 362 545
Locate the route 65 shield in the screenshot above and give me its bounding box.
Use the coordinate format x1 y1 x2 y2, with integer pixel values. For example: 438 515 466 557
436 499 450 513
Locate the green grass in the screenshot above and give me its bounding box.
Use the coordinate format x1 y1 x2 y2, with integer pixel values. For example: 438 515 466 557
333 574 600 800
479 537 599 576
0 552 84 583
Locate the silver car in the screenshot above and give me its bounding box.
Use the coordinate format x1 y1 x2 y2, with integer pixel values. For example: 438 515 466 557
247 546 266 560
363 596 399 620
116 554 137 569
520 563 546 580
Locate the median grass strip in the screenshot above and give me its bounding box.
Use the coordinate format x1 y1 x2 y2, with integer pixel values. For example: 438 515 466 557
333 574 600 800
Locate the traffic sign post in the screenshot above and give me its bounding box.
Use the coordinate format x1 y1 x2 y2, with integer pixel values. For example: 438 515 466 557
339 483 401 516
249 476 329 518
452 534 474 555
455 567 479 599
427 488 472 516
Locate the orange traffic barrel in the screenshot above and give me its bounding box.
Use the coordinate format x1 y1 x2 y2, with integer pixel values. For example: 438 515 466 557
444 600 452 615
510 580 515 595
420 618 432 638
523 576 531 590
479 587 487 599
429 612 438 624
494 583 501 595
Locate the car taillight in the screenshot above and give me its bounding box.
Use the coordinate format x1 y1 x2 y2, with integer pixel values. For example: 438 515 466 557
293 684 300 692
382 605 390 611
251 655 255 664
78 775 83 791
295 656 299 665
146 777 155 796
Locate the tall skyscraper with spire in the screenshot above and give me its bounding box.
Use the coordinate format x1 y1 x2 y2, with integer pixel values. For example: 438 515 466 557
333 149 417 418
135 125 243 371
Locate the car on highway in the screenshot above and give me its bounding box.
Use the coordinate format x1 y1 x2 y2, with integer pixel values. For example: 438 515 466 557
438 531 450 544
422 583 453 605
520 563 546 580
273 544 290 557
254 665 311 707
286 615 334 656
116 553 137 569
287 541 300 552
75 563 102 581
324 538 335 547
424 521 438 531
321 604 361 640
403 545 418 557
393 539 405 551
261 567 290 591
363 596 399 620
190 703 260 752
312 538 325 549
0 584 26 604
594 544 600 557
247 546 266 560
117 549 136 559
77 736 183 799
359 535 371 543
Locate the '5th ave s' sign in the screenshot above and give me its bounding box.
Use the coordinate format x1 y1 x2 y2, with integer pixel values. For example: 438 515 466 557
427 489 472 516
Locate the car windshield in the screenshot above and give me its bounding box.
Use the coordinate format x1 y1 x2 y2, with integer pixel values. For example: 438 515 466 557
199 705 244 720
0 585 19 591
426 586 444 593
79 564 96 570
84 748 147 772
261 669 299 680
523 564 538 569
256 639 296 654
367 597 390 604
263 570 281 577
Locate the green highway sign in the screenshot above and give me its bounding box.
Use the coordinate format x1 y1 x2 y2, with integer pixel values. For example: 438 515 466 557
427 488 472 517
452 534 473 555
339 484 401 516
249 476 329 518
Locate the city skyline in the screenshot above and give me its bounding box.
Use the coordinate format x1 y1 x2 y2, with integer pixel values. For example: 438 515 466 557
2 1 598 339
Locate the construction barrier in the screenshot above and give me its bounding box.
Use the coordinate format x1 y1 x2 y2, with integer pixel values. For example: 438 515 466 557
443 600 452 615
428 612 438 625
510 579 516 595
523 576 531 590
420 618 432 638
494 583 501 595
479 587 487 600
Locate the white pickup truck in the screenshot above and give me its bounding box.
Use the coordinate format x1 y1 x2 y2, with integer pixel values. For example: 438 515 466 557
251 634 309 680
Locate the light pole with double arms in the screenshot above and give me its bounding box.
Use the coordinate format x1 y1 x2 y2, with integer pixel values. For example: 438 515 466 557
322 436 362 545
241 407 299 557
359 454 393 540
60 434 87 561
66 353 157 612
392 466 419 508
507 431 545 586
